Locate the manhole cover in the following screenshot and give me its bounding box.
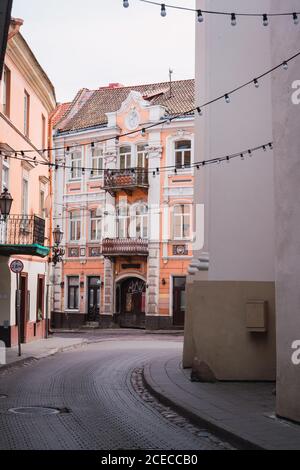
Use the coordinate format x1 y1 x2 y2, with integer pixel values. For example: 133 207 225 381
8 406 61 416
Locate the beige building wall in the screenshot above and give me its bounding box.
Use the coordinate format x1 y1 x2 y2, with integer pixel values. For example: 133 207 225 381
271 0 300 423
184 0 276 380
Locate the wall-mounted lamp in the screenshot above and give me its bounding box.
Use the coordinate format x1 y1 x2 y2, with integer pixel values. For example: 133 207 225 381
162 278 167 286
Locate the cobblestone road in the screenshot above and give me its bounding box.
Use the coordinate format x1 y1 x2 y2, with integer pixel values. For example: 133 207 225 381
0 336 227 450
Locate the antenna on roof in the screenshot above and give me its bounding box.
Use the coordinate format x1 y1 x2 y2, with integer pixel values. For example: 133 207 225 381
169 68 173 99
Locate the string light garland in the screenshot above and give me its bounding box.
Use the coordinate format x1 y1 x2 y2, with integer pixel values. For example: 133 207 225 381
5 49 300 157
133 1 300 27
0 142 273 176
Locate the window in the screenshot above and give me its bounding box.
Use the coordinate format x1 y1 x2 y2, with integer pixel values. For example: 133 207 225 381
22 179 28 215
137 145 148 169
120 146 131 169
2 161 9 191
67 276 79 310
40 190 45 218
24 90 30 136
70 150 82 179
135 204 148 238
91 147 103 177
173 204 191 240
117 204 129 238
90 210 102 241
41 114 46 150
69 210 81 241
175 140 191 169
2 65 10 117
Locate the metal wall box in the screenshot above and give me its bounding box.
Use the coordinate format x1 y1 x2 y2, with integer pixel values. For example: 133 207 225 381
246 300 268 332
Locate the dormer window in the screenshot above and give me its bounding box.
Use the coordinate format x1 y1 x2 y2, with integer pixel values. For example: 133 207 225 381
175 140 191 169
120 146 131 170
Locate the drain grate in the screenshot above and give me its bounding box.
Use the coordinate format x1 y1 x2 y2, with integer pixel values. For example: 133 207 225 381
8 406 62 416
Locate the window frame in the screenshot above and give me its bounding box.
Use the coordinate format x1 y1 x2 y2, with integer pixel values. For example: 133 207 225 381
90 146 104 178
69 210 81 242
134 203 148 239
69 149 82 180
173 204 191 240
119 145 132 170
90 209 102 241
24 90 30 137
2 65 11 117
67 276 80 310
174 140 192 169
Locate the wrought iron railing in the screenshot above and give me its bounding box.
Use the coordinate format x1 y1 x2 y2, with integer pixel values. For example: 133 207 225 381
103 168 149 191
0 215 46 246
101 237 149 256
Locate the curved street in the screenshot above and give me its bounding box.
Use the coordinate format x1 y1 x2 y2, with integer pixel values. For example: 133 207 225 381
0 335 227 450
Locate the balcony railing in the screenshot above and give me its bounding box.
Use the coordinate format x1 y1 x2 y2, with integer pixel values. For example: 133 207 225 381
101 238 149 256
103 168 149 194
0 215 46 246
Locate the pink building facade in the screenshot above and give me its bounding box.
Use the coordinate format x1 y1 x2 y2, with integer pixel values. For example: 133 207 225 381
0 19 56 346
52 81 195 329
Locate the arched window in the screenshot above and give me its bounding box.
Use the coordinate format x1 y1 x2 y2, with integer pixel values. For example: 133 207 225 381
175 140 191 168
135 204 148 239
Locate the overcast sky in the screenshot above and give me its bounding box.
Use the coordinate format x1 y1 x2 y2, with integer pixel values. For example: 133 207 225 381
12 0 195 103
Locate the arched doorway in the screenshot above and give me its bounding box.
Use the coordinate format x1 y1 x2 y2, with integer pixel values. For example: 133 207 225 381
116 277 146 328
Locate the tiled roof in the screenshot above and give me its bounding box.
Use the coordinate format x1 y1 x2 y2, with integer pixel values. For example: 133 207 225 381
51 102 72 127
55 79 195 133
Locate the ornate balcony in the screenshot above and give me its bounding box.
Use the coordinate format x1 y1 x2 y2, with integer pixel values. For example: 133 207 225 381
0 215 49 257
103 168 149 195
101 238 149 257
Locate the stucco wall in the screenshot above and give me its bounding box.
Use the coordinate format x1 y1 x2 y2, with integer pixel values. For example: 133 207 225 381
183 281 276 380
195 0 274 282
271 0 300 423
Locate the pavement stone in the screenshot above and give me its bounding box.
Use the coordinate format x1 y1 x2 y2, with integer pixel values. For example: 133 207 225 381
143 354 300 450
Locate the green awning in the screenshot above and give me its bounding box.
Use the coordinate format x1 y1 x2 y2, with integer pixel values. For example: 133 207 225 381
0 244 50 258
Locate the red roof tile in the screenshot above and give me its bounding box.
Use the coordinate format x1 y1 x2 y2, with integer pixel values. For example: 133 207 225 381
55 79 195 133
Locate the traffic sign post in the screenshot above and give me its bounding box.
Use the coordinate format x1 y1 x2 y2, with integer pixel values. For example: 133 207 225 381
10 260 24 357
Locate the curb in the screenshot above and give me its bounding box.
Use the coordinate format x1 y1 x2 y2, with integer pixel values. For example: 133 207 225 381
0 339 89 373
142 364 264 451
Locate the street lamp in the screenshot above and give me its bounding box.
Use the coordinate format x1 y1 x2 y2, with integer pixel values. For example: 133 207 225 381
51 225 65 266
0 187 13 221
53 225 63 246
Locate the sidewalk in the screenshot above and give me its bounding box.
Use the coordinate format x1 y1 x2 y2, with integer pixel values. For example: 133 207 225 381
143 353 300 450
0 334 88 370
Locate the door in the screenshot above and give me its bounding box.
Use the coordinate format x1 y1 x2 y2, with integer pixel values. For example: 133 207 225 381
20 274 28 343
119 278 146 328
173 276 186 326
87 277 101 321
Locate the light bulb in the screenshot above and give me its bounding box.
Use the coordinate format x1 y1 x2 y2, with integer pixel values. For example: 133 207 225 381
283 61 288 70
141 128 146 137
263 14 268 26
197 107 203 116
254 78 259 88
123 0 129 8
225 94 230 104
248 150 252 157
197 10 203 23
240 153 245 160
231 13 237 26
161 4 166 17
293 13 299 25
